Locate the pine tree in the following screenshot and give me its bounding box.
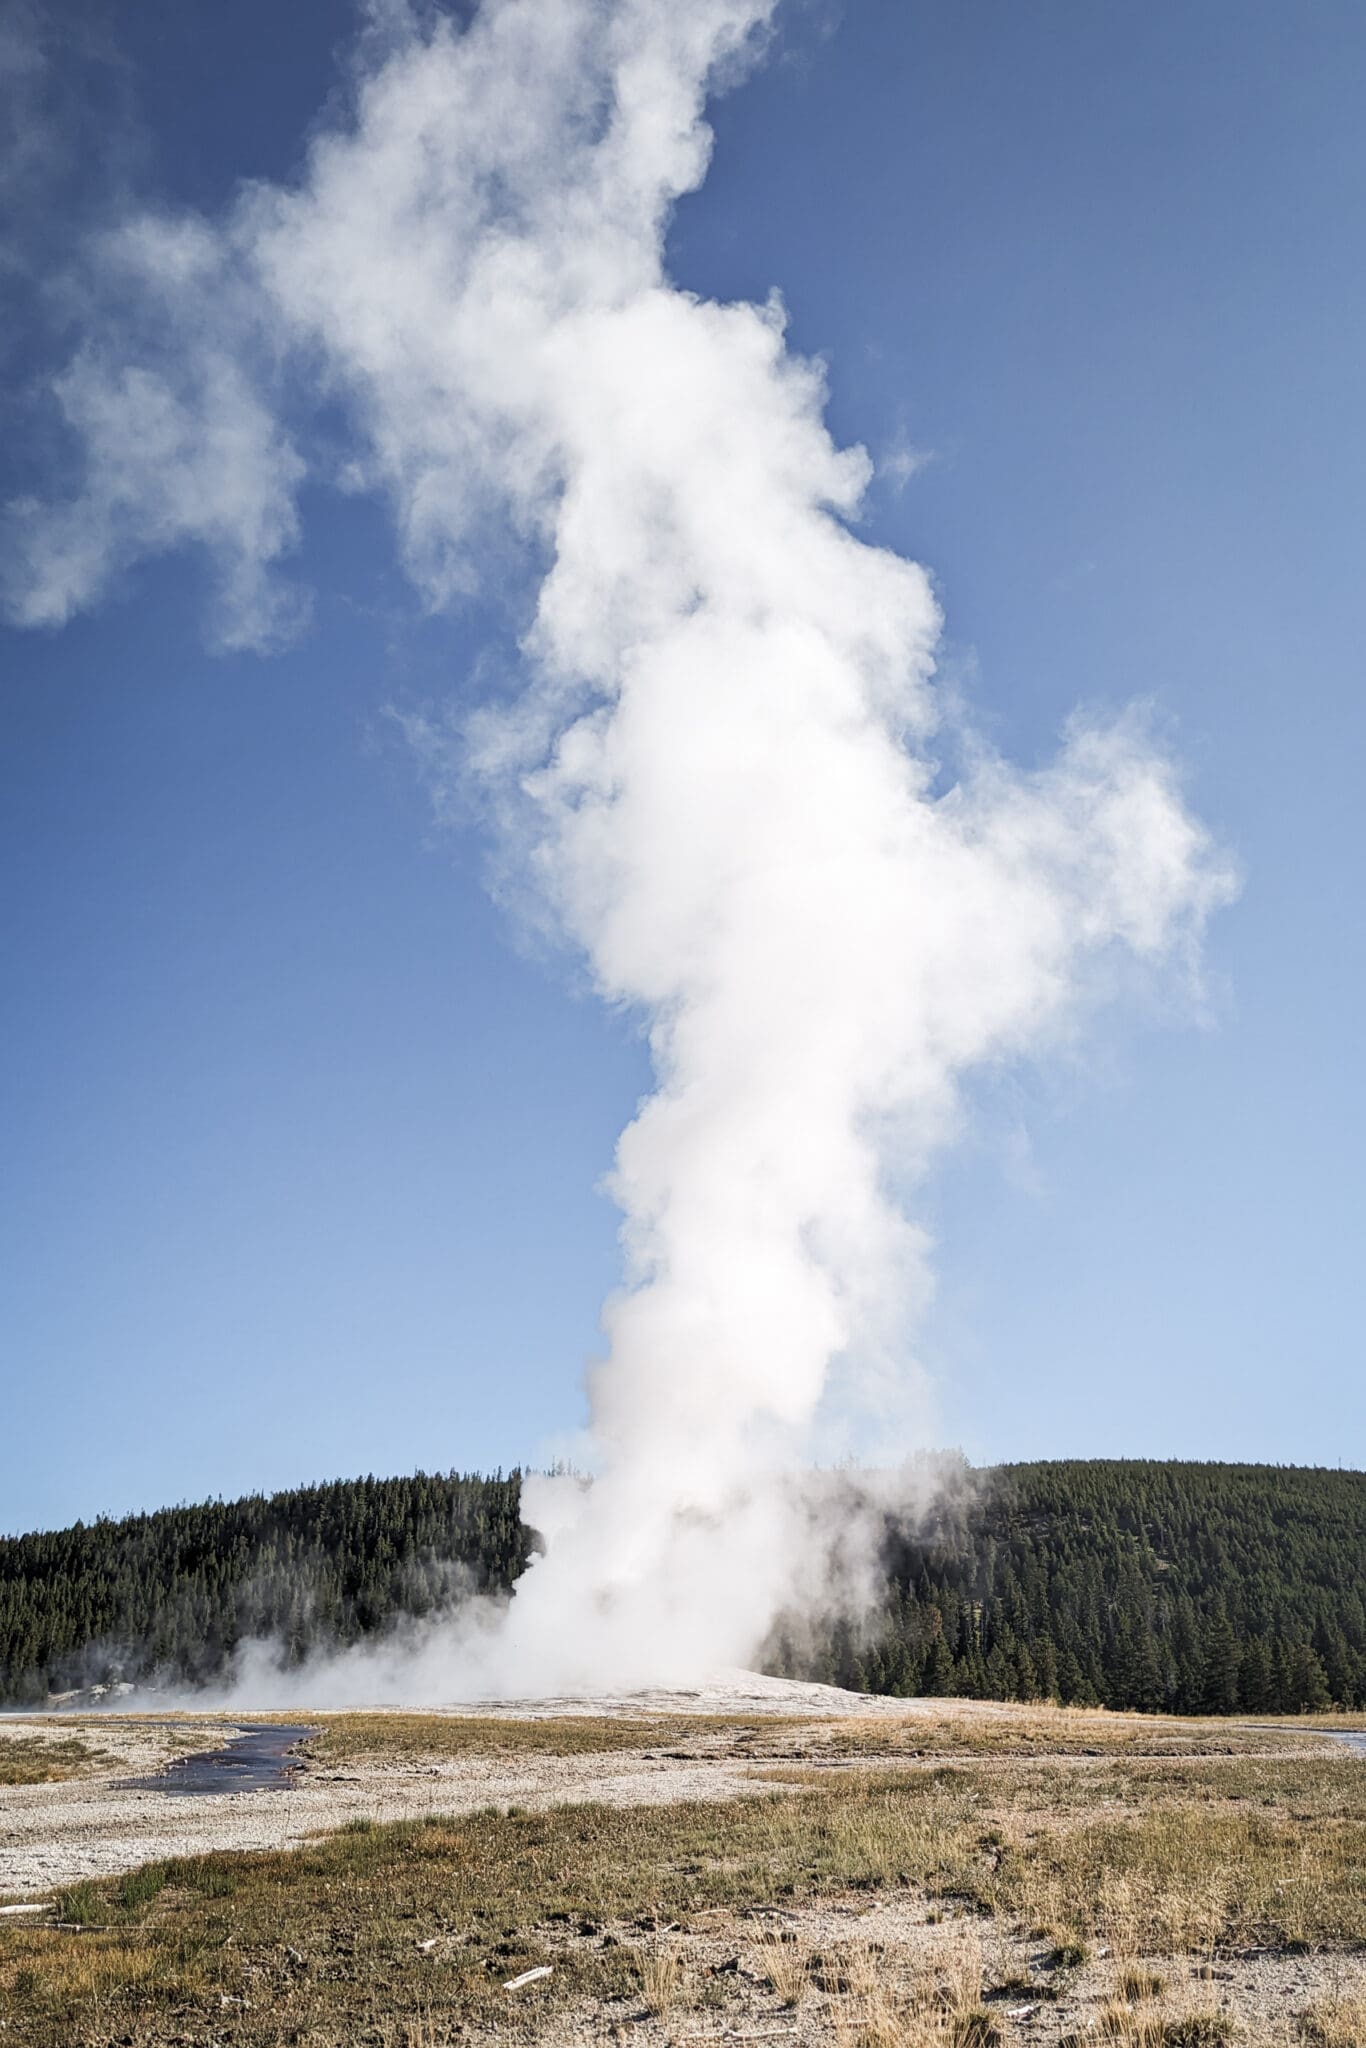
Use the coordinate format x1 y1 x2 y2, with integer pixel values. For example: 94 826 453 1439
920 1633 952 1695
1200 1604 1242 1715
1238 1635 1272 1713
1288 1644 1331 1714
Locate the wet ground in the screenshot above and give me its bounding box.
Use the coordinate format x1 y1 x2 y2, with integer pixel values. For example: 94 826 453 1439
1263 1725 1366 1758
118 1723 316 1796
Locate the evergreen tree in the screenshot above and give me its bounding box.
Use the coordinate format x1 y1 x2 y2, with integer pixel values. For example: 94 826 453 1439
1238 1635 1272 1713
1201 1604 1242 1715
1289 1643 1332 1713
921 1632 953 1695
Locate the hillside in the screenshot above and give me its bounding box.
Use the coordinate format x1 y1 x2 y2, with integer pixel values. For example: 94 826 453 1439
801 1458 1366 1714
0 1471 529 1706
1 1460 1362 1711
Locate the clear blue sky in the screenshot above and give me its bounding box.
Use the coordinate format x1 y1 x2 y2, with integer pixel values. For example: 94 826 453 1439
2 0 1363 1537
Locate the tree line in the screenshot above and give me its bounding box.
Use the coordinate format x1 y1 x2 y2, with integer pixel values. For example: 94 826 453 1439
778 1458 1365 1715
0 1470 529 1704
1 1459 1361 1712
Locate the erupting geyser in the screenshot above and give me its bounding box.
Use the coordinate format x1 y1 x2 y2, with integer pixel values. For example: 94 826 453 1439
4 0 1235 1699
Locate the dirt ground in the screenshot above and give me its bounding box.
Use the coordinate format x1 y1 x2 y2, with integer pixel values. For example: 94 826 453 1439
463 1902 1366 2048
1 1680 1362 2046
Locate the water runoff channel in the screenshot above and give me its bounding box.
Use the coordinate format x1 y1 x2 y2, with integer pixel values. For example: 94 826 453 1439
121 1723 318 1796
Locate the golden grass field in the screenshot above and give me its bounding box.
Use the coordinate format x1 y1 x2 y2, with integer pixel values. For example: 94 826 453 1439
1 1701 1363 2047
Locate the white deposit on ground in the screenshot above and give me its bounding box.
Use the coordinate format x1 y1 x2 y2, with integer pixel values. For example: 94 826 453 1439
0 1673 908 1895
3 1675 1354 1901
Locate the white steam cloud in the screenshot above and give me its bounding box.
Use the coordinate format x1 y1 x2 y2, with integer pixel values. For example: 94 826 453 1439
6 0 1235 1698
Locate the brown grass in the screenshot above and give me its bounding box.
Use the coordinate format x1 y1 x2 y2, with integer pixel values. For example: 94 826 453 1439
1091 2004 1234 2046
1299 1988 1366 2045
307 1709 764 1764
1 1732 1362 2045
755 1921 812 2006
304 1700 1334 1772
636 1943 689 2015
831 1934 1001 2047
1117 1964 1168 2002
805 1706 1307 1762
0 1732 107 1785
1245 1713 1366 1731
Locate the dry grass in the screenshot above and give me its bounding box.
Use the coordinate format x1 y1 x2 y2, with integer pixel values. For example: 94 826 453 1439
1297 1976 1366 2045
831 1935 1000 2047
1246 1714 1366 1731
1091 2004 1234 2046
1117 1964 1168 2002
307 1709 763 1764
755 1922 813 2006
636 1944 688 2015
0 1731 106 1785
981 1763 1366 1955
1 1732 1362 2045
805 1706 1303 1762
306 1701 1335 1773
742 1754 1366 1954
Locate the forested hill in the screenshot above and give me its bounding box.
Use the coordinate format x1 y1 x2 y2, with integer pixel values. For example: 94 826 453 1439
801 1458 1366 1715
0 1471 530 1706
1 1460 1362 1713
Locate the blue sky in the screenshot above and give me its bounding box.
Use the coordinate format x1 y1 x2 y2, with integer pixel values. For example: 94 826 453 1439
2 0 1363 1537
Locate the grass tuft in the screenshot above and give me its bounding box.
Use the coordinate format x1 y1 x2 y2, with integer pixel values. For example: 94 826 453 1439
1118 1964 1168 2003
1299 1994 1366 2048
756 1923 811 2006
636 1945 688 2014
56 1880 104 1927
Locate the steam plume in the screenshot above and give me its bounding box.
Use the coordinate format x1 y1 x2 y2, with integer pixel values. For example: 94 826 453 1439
6 0 1234 1695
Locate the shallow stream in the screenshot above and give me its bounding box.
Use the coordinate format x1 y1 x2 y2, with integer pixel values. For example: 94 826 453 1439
120 1723 316 1796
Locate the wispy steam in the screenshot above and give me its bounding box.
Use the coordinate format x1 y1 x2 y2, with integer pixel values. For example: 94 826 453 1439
6 0 1235 1697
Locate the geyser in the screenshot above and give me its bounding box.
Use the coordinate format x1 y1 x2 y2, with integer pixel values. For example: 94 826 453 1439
4 0 1235 1698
